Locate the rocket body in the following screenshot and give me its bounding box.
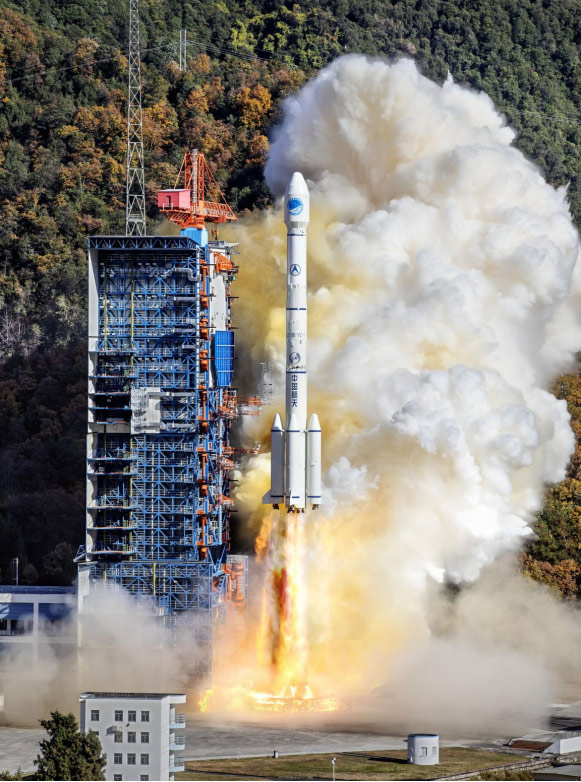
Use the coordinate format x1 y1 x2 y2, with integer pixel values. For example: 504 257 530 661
263 173 321 512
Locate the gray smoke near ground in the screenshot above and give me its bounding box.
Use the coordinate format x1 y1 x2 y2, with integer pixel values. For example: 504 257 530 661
0 587 188 726
232 54 581 731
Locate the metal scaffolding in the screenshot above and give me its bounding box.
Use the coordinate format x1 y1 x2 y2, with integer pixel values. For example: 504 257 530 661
78 234 252 681
125 0 146 236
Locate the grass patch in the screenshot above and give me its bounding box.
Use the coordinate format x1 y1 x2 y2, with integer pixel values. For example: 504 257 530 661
176 746 523 781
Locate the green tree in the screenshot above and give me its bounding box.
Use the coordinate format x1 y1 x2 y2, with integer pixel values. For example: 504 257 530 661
34 711 106 781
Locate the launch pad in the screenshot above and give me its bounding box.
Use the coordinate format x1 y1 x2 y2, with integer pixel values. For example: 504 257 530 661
249 691 345 713
197 683 346 715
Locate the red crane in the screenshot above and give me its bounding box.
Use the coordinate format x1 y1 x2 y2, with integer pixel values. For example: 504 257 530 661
157 149 237 230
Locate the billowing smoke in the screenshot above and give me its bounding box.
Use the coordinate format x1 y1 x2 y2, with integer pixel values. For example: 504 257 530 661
0 587 188 726
231 55 581 723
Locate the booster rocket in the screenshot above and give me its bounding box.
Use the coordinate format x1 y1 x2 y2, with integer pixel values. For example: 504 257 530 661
263 172 322 513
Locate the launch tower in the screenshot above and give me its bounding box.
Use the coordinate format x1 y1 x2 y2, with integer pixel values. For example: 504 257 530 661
76 152 254 680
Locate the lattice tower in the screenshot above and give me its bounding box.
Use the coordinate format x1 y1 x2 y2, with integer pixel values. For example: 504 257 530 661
125 0 146 236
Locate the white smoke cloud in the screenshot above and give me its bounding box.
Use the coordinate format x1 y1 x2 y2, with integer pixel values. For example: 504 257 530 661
262 54 581 587
233 54 581 707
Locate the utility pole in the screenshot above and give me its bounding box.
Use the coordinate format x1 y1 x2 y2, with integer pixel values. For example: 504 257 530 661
179 28 187 72
125 0 146 236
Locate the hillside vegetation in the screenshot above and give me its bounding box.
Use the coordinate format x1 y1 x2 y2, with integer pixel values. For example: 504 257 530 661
0 0 580 591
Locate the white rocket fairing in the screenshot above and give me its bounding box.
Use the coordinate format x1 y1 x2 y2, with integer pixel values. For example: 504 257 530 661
263 173 321 512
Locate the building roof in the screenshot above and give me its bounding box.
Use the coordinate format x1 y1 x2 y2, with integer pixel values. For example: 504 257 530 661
511 739 552 751
88 235 200 251
0 585 75 594
80 692 186 701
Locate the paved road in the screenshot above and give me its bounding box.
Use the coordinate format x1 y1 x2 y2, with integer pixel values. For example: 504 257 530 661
182 717 411 760
0 718 504 774
0 727 46 775
3 702 581 773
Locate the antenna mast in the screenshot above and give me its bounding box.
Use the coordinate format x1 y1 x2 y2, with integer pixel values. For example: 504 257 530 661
125 0 146 236
179 29 187 72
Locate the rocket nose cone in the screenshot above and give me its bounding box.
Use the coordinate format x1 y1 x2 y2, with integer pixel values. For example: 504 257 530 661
308 413 320 430
286 171 309 196
272 413 284 431
287 413 298 431
284 171 310 227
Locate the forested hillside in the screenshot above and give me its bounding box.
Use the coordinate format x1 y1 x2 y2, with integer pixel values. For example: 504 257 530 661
0 0 580 590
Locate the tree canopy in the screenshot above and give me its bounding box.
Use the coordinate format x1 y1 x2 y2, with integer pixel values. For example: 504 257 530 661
34 711 106 781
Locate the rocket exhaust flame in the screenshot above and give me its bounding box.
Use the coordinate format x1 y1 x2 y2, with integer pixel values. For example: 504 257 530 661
245 507 344 713
253 175 337 712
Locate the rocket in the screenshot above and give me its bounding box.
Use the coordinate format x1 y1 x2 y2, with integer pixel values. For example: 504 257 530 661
263 172 322 513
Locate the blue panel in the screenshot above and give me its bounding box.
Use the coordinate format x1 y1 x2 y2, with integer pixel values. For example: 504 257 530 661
38 603 71 621
213 331 234 387
180 226 208 247
0 603 33 619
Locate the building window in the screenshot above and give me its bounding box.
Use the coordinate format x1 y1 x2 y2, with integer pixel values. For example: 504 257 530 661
114 732 122 743
114 776 122 781
127 754 136 765
432 746 437 756
140 776 149 781
420 746 427 757
140 732 149 744
128 732 136 743
90 710 100 721
140 754 149 766
11 619 33 636
128 710 136 722
89 730 99 737
114 754 122 765
114 710 123 722
140 710 149 722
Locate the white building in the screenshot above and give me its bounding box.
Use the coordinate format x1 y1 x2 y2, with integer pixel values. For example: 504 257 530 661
407 734 440 765
79 692 186 782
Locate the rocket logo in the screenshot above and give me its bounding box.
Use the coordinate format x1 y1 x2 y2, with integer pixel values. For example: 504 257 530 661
290 264 301 276
289 352 301 364
287 197 304 216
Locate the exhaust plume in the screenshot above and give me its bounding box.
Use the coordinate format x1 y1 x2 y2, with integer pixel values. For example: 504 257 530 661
231 55 581 721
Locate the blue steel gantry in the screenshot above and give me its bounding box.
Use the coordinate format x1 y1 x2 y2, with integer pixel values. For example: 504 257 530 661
76 231 253 680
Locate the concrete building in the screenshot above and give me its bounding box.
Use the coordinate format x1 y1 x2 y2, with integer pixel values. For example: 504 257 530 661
407 734 440 765
511 733 581 755
0 586 76 672
79 692 186 781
